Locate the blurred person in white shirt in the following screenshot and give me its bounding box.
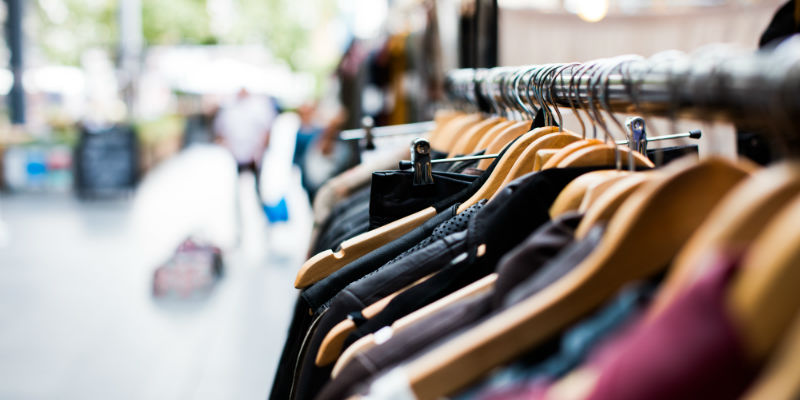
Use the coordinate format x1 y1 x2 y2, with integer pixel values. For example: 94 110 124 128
214 88 276 176
213 88 277 236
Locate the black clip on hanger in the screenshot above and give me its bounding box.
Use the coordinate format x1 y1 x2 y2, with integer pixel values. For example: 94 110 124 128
410 138 434 186
362 116 376 151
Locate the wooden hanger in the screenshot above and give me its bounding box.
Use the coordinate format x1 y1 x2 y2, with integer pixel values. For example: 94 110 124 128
727 192 800 361
476 122 533 170
426 110 463 146
468 120 515 154
426 110 460 144
320 126 563 358
573 172 652 239
557 143 654 169
541 139 604 170
493 131 583 192
326 138 629 367
649 162 796 318
578 173 635 212
316 273 436 366
430 112 471 146
431 113 483 152
295 207 437 288
331 274 498 378
427 112 466 149
447 117 504 157
401 158 750 399
533 149 559 171
295 114 496 288
296 124 554 288
741 311 800 400
456 126 559 213
333 334 376 378
549 170 630 219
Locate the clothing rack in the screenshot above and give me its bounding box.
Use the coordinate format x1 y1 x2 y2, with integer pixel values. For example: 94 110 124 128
445 38 800 136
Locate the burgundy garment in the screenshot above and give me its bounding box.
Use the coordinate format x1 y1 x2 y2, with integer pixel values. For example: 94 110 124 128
583 253 754 400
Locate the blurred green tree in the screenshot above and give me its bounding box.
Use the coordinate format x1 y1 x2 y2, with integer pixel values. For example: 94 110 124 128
141 0 215 45
32 0 340 74
32 0 118 65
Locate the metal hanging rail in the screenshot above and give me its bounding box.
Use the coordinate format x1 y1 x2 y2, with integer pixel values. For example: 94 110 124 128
338 38 800 151
444 38 800 135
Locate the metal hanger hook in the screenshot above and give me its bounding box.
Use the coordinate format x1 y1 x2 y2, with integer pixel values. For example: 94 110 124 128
531 64 556 126
494 68 512 116
589 58 623 169
558 63 586 137
599 56 641 170
525 65 547 123
512 66 537 119
578 61 603 140
479 68 502 116
522 65 544 121
588 59 614 142
499 67 520 119
568 62 593 139
546 63 573 131
586 58 626 170
498 68 516 119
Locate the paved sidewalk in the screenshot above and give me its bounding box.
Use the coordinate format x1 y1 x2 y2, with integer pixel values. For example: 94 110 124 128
0 146 310 399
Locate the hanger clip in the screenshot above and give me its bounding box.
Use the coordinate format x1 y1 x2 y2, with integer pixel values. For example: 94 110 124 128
362 116 376 151
410 138 434 186
625 116 647 153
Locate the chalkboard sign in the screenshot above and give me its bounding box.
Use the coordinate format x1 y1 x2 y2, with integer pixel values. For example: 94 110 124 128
74 124 138 197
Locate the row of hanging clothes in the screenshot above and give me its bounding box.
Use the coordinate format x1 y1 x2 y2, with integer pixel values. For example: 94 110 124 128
270 36 800 400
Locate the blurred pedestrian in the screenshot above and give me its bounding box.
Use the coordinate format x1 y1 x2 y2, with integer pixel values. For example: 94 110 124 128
294 102 322 167
300 107 354 202
213 88 276 180
293 102 324 201
213 88 277 239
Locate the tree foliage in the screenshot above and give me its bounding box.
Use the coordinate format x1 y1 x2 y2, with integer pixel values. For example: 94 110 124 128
32 0 118 65
31 0 339 72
